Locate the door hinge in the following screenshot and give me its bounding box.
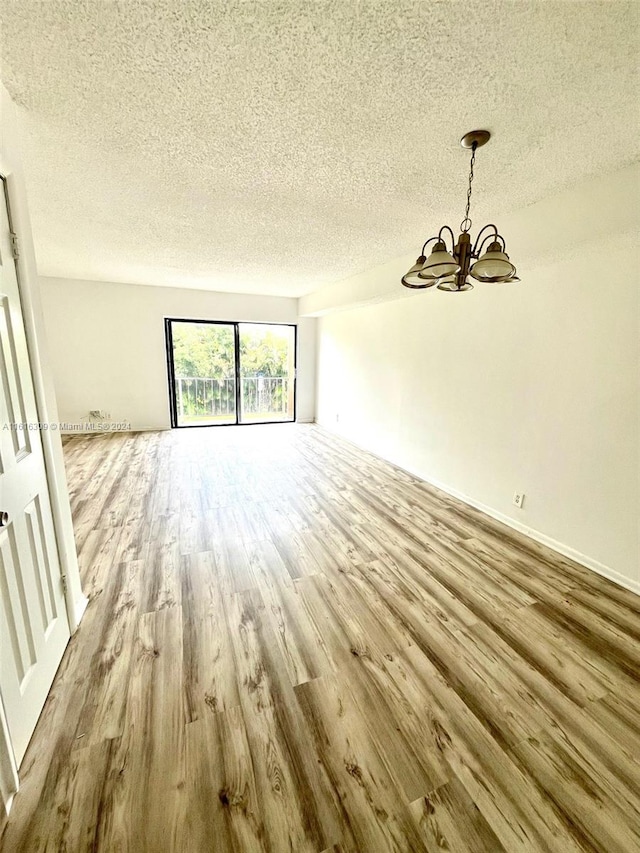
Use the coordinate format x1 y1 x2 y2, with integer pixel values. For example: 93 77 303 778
60 574 68 595
10 232 19 261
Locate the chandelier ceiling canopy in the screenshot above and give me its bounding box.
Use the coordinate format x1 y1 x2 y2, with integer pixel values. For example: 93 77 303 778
401 131 519 293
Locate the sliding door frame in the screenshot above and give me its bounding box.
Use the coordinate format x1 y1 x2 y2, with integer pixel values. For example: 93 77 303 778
164 318 297 429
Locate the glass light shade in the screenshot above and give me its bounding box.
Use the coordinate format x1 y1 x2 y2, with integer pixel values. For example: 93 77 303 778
472 270 518 283
401 256 437 289
470 241 516 281
418 241 461 280
437 276 473 292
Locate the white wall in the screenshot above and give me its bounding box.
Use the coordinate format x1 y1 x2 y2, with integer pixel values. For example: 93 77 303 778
39 278 316 430
310 163 640 593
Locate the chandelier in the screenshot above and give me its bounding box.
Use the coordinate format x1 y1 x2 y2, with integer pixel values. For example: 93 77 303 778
401 131 519 292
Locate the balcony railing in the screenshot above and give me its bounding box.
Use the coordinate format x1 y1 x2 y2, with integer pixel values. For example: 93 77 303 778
176 375 290 421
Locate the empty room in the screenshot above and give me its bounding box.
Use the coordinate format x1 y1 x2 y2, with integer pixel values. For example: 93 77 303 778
0 1 639 851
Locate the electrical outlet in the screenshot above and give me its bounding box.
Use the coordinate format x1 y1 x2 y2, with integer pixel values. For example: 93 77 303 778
513 491 525 509
336 413 340 422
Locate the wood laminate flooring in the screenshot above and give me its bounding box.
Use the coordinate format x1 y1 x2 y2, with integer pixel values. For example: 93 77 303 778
1 424 639 852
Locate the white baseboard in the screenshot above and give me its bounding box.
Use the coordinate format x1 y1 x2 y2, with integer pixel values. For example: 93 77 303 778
315 420 639 597
418 473 640 596
62 422 318 433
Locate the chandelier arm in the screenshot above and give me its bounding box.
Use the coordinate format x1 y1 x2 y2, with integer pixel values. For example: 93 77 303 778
421 236 441 255
475 232 506 258
438 225 456 252
471 224 499 255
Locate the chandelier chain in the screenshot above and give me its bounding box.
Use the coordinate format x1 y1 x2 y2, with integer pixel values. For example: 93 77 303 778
461 141 477 232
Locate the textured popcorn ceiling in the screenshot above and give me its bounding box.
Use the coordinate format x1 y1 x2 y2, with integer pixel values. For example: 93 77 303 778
1 1 638 296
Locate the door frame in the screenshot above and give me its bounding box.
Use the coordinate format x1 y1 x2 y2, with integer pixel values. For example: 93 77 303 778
0 172 84 629
164 317 298 428
0 100 87 813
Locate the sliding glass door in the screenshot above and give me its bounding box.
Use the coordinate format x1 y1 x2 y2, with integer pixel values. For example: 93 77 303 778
239 324 296 424
165 319 296 427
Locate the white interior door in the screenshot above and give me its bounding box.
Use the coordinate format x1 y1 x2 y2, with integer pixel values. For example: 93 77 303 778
0 177 70 767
